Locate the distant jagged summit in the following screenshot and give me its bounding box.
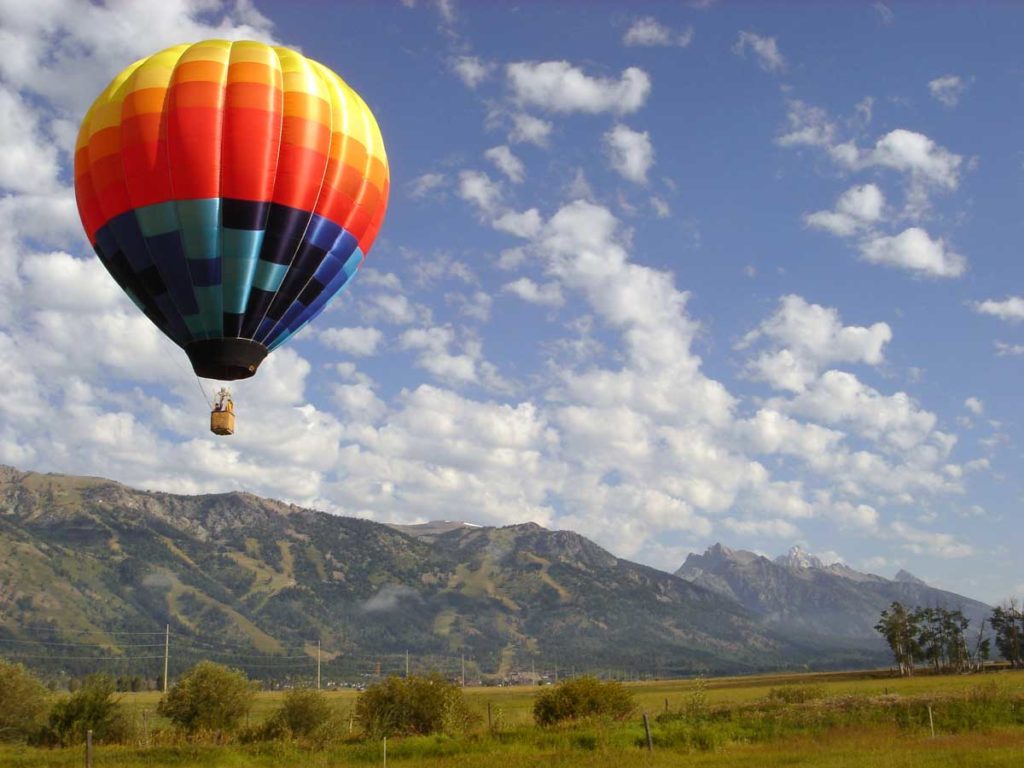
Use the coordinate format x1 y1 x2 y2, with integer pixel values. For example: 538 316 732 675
774 545 830 570
894 569 929 586
676 543 988 640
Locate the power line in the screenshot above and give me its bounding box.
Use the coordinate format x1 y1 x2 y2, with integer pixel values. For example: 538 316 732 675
0 638 165 648
1 653 165 661
6 626 166 636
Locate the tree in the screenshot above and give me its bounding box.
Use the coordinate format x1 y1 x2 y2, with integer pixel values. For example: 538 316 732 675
990 600 1024 668
355 674 475 738
45 674 128 746
261 688 336 742
0 659 49 742
157 661 254 734
533 676 635 726
875 602 918 676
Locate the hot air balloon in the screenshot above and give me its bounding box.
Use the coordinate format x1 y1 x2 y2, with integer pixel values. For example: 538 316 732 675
74 40 389 434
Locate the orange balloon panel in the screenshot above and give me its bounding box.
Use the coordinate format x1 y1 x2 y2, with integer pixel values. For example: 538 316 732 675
74 40 389 380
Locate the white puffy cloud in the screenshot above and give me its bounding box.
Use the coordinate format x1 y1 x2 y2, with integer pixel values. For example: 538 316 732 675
857 129 962 190
0 86 61 193
995 341 1024 356
508 113 552 146
973 296 1024 322
623 17 694 47
458 170 503 215
398 326 503 387
723 517 800 539
964 397 984 416
485 145 526 183
779 370 940 452
859 228 966 278
502 278 564 307
805 184 885 237
408 172 446 199
319 326 384 357
739 295 892 392
506 61 651 114
452 55 492 88
492 209 542 239
733 31 785 72
604 124 654 184
928 75 966 107
889 521 973 558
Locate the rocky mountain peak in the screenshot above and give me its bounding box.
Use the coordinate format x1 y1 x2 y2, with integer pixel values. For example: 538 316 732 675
775 545 827 570
894 569 928 586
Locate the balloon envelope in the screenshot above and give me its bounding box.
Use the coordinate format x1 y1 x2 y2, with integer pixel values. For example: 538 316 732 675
74 40 389 379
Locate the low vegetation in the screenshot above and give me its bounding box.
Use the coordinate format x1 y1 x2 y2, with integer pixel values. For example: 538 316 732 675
354 673 476 737
156 661 254 735
533 676 635 725
1 661 1023 766
39 674 129 747
0 659 48 742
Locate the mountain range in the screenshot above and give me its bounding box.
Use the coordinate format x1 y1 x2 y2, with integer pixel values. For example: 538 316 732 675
0 466 991 681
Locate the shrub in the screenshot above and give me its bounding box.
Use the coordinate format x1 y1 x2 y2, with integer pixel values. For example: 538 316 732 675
257 688 339 743
157 661 254 734
0 659 49 742
44 674 130 746
355 674 476 738
532 676 635 726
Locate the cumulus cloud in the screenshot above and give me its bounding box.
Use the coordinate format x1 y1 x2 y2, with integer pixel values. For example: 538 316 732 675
623 17 694 47
733 31 785 72
859 228 966 278
408 172 446 199
492 209 543 239
508 113 552 146
778 101 963 218
485 145 526 183
964 397 984 416
890 521 973 558
452 55 492 88
973 296 1024 322
458 170 503 216
805 184 885 237
319 327 384 357
739 295 892 392
503 278 564 307
604 124 654 184
506 61 651 114
928 75 966 107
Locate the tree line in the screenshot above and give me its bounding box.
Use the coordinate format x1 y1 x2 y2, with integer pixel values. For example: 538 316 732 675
875 600 1023 676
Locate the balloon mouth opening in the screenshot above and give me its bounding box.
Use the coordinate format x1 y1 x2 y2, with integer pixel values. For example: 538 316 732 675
185 338 269 381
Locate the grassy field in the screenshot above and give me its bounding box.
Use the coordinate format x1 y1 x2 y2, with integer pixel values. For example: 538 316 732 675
3 667 1023 766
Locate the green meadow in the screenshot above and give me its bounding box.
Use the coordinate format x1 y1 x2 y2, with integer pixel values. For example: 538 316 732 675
3 667 1023 767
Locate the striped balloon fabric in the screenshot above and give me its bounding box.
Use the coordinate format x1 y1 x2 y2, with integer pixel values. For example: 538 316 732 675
74 40 389 380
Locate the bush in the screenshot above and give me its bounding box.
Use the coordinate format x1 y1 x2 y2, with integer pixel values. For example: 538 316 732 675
355 674 476 738
43 674 130 746
0 659 49 742
257 688 339 744
532 676 635 726
157 661 254 735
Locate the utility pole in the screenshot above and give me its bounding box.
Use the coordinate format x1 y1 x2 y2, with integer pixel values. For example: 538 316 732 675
317 640 321 690
162 624 169 693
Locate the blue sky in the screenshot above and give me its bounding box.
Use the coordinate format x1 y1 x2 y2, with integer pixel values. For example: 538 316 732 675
1 0 1022 603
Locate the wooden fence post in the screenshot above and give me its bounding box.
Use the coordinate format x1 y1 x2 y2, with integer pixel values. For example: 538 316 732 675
85 729 93 768
642 713 653 752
